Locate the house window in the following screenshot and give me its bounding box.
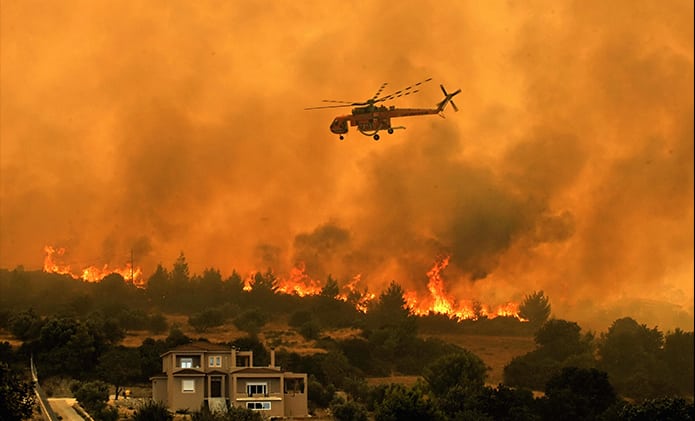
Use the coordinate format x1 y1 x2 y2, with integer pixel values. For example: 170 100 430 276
246 402 271 410
208 355 222 367
284 378 305 394
182 379 195 393
246 383 267 396
180 358 193 368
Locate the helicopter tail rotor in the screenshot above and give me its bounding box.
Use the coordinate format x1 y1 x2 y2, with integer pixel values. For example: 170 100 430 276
437 84 461 113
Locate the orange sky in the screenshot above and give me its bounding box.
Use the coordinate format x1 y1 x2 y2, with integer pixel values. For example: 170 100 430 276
1 1 693 330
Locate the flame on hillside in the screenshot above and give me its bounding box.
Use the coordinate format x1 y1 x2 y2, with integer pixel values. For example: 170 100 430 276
42 247 519 319
43 245 144 286
404 256 522 321
273 263 323 296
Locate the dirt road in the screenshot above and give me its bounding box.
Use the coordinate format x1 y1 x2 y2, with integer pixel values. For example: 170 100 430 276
47 398 84 421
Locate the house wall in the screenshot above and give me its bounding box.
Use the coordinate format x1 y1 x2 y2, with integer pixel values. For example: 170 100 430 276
152 378 167 404
283 375 308 417
231 376 284 418
234 377 282 396
169 377 204 412
284 393 308 418
162 355 172 373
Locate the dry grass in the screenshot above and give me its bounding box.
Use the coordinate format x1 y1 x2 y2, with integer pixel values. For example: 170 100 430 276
426 333 536 385
4 313 536 394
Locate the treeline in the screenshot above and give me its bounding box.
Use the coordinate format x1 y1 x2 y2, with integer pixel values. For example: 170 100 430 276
1 257 694 420
504 318 694 400
0 254 539 338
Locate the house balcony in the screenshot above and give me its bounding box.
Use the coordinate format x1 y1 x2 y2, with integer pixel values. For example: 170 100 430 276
234 392 283 401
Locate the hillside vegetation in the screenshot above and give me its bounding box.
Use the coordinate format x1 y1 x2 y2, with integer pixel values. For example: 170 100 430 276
1 261 693 420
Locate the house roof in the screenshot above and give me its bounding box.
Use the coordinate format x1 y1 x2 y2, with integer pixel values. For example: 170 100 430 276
172 368 206 376
161 341 231 356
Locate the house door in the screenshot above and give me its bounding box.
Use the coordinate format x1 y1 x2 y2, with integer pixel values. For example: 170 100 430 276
211 377 222 398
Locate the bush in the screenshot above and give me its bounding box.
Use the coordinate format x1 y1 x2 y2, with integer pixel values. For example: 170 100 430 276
618 397 695 421
299 320 322 340
189 308 225 332
331 397 369 421
71 380 118 420
132 400 173 421
289 310 313 328
191 404 262 421
233 309 268 335
149 313 169 334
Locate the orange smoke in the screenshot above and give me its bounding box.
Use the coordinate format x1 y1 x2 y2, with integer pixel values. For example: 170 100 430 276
43 245 144 286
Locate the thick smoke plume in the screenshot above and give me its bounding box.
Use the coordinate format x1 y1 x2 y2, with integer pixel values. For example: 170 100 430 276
1 1 692 329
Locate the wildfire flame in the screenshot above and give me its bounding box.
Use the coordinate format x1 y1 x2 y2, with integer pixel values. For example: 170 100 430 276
43 245 144 286
42 247 519 319
405 256 522 321
273 263 323 297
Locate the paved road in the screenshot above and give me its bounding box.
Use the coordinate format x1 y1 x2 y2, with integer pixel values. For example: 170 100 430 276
47 398 84 421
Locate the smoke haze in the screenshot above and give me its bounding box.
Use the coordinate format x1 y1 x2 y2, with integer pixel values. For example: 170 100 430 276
1 1 692 329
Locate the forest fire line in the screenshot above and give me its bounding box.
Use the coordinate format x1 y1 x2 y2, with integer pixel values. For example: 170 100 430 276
42 246 520 320
43 245 144 286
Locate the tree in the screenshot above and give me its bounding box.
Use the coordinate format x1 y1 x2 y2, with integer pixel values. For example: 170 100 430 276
8 308 43 341
541 367 616 421
597 317 667 399
374 384 443 421
503 319 596 391
71 380 118 420
534 319 592 361
331 397 369 421
423 351 488 398
0 362 35 420
97 346 141 400
321 275 340 299
165 326 191 348
224 270 245 302
170 252 192 310
139 337 170 378
368 281 414 334
519 291 551 330
662 328 694 395
34 316 102 378
477 384 539 421
94 273 133 311
194 268 224 309
189 308 226 332
231 336 270 366
146 264 170 307
299 320 322 340
148 313 169 334
233 309 268 336
423 351 489 417
617 397 695 421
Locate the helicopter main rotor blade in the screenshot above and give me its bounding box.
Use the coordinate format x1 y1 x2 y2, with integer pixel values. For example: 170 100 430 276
321 99 357 104
370 82 388 100
375 77 432 103
304 104 355 110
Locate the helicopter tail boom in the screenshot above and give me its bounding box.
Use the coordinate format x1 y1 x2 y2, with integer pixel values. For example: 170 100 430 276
436 85 461 113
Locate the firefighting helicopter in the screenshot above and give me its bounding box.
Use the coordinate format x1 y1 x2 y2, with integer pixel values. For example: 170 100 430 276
305 78 461 140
